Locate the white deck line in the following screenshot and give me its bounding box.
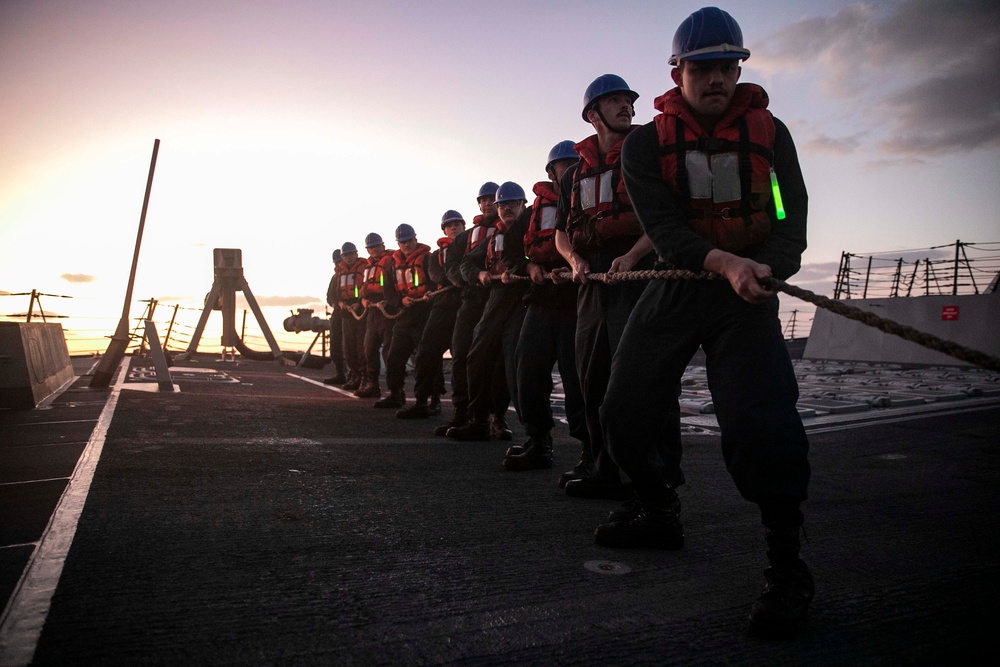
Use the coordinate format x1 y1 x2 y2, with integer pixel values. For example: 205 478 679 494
0 357 129 666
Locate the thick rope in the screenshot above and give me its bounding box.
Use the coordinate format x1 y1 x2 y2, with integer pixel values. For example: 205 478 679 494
345 303 366 321
765 278 1000 373
500 268 999 372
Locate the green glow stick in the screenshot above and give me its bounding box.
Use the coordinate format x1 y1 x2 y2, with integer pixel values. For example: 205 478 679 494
354 285 359 299
414 272 419 287
770 168 786 220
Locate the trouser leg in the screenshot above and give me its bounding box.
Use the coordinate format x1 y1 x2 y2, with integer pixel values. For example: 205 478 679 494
575 282 621 481
385 304 430 394
450 293 485 415
603 281 697 507
342 312 364 378
329 309 345 373
516 303 560 436
466 288 509 423
413 304 457 401
556 306 588 444
499 295 526 421
702 286 810 503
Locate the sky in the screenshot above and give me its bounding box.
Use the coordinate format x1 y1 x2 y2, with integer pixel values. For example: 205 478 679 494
1 0 998 352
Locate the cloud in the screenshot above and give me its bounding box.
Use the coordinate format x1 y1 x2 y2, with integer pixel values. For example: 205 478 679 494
241 295 321 308
803 133 864 155
61 273 96 283
752 0 1000 156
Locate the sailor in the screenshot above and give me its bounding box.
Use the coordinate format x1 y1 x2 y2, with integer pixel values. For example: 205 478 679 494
600 7 813 638
553 74 677 499
397 210 467 419
503 142 588 471
431 182 507 437
355 232 398 399
323 248 347 386
447 182 531 442
336 242 367 392
375 224 435 409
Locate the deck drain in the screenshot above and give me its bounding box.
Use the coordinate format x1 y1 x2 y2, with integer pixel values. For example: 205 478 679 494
879 453 907 460
584 560 632 575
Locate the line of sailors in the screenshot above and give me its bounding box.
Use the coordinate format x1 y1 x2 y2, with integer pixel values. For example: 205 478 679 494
321 4 814 639
321 72 653 489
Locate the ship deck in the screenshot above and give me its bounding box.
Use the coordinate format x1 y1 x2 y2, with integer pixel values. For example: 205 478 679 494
1 356 997 665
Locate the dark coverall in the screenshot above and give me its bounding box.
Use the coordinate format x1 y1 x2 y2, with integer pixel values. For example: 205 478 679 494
338 258 367 382
325 271 345 376
447 216 507 419
516 279 587 442
462 208 531 424
362 254 398 387
556 162 683 487
606 116 810 518
412 243 460 402
385 247 435 396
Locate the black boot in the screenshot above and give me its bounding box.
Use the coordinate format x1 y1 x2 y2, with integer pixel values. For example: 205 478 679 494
342 374 362 391
559 444 593 489
434 409 467 437
594 505 684 550
447 418 491 441
323 370 347 385
374 389 405 409
355 379 381 399
608 488 681 523
503 433 553 471
428 395 441 416
749 525 814 638
397 397 429 419
490 414 513 441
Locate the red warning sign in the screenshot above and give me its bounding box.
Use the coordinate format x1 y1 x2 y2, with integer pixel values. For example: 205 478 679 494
942 305 959 321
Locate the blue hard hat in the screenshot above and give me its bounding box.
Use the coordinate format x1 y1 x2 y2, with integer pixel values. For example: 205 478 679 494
341 241 357 254
495 181 526 204
441 209 465 228
546 140 580 172
477 181 500 200
395 223 416 242
669 7 750 65
364 232 383 248
332 249 342 262
582 74 639 121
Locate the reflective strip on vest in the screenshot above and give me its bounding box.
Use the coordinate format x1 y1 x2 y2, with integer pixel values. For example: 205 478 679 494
686 151 742 202
579 171 614 212
539 206 558 230
469 225 495 250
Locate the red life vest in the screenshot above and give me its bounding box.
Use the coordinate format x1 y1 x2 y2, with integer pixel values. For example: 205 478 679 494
436 236 452 269
393 243 432 299
466 214 497 253
485 218 509 277
567 131 642 250
338 257 366 301
653 83 776 253
361 251 395 301
524 180 562 265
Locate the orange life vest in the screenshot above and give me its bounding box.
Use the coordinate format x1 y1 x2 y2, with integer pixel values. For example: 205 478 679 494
436 236 452 269
524 180 562 265
653 83 776 253
466 214 497 253
338 257 366 302
567 131 642 251
393 243 432 299
361 252 395 301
